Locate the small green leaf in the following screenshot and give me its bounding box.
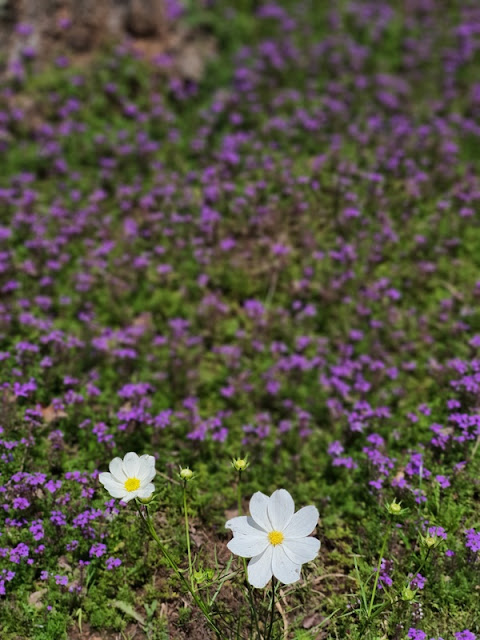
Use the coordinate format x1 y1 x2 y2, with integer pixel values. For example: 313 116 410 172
113 600 146 626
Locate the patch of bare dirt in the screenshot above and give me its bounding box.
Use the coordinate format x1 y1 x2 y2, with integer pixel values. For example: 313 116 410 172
0 0 217 81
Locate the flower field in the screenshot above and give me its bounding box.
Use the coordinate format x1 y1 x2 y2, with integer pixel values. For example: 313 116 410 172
1 0 480 638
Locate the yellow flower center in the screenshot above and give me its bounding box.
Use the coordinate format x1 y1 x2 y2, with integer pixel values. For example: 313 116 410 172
268 530 284 546
124 477 141 492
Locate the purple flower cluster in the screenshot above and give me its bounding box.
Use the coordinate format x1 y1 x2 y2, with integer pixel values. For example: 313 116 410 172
407 630 477 640
455 632 476 640
464 529 480 553
0 570 15 596
408 573 426 590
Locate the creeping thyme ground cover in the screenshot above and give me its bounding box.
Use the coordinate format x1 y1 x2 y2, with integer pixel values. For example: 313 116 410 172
1 0 480 638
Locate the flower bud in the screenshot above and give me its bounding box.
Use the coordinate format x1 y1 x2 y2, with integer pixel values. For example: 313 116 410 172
179 467 194 481
232 457 248 472
193 568 214 584
138 494 154 504
402 587 416 601
386 500 402 516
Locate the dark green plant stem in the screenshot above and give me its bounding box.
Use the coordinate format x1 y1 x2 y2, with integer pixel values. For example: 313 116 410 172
265 576 277 640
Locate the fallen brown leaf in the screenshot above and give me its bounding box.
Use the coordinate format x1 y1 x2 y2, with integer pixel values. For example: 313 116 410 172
41 404 68 423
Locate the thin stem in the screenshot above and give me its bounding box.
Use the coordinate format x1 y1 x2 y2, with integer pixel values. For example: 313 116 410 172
237 470 261 639
237 470 243 516
266 577 277 640
241 559 262 640
471 433 480 458
367 524 390 619
183 481 194 591
406 546 432 590
265 270 278 310
134 502 223 639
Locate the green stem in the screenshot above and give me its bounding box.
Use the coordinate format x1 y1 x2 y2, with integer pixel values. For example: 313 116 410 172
367 524 390 619
265 577 277 640
406 547 432 590
242 559 261 640
135 502 223 639
183 481 194 591
237 470 243 516
238 470 261 639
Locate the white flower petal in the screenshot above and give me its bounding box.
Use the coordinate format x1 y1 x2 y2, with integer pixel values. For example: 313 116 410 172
138 456 156 484
120 491 138 502
283 505 319 538
123 452 140 478
137 483 155 499
249 492 271 531
272 545 302 585
225 515 246 532
109 457 127 483
99 471 112 485
282 537 320 564
226 515 267 535
99 473 127 498
228 534 269 558
267 489 295 531
141 469 156 485
247 545 274 588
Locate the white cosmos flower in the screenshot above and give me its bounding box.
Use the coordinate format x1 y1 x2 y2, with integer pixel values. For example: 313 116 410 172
99 452 156 503
226 489 320 588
